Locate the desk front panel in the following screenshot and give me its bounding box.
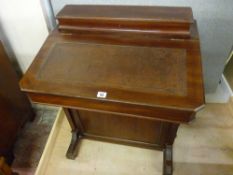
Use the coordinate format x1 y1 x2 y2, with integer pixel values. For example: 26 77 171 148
74 109 168 148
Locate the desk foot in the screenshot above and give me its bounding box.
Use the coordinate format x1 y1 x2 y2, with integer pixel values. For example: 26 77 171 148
66 131 81 159
163 145 173 175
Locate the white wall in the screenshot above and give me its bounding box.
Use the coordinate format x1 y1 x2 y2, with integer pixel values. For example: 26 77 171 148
0 0 48 72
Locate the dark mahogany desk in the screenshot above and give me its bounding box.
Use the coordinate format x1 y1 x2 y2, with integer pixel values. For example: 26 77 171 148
20 5 205 175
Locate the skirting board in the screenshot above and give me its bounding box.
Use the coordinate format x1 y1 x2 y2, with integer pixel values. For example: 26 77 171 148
34 108 64 175
205 75 233 103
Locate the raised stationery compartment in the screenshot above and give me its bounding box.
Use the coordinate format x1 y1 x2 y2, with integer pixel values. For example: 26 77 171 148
57 5 194 38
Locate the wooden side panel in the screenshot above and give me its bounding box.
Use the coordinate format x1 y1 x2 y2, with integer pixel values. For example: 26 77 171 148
0 41 34 164
78 110 162 145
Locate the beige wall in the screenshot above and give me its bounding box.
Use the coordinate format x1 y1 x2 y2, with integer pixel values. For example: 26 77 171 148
0 0 48 72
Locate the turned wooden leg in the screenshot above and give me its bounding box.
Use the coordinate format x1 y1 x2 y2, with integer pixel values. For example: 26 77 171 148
63 108 84 160
0 157 18 175
66 130 82 159
163 145 173 175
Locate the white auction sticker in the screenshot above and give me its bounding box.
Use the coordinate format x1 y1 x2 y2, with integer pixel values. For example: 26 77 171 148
97 91 107 98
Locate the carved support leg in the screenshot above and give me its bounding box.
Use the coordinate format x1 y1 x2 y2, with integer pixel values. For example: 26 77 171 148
163 145 173 175
66 130 81 159
63 108 84 159
162 123 179 175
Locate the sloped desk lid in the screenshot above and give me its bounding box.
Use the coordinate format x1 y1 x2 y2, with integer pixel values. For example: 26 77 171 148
20 5 204 123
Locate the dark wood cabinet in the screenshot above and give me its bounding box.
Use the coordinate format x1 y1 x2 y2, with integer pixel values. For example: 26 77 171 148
0 41 34 164
20 5 205 175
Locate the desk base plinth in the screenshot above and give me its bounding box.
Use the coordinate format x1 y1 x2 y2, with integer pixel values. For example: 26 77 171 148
63 107 178 175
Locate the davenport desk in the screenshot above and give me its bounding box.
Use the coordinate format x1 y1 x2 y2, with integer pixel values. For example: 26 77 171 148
20 5 205 175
